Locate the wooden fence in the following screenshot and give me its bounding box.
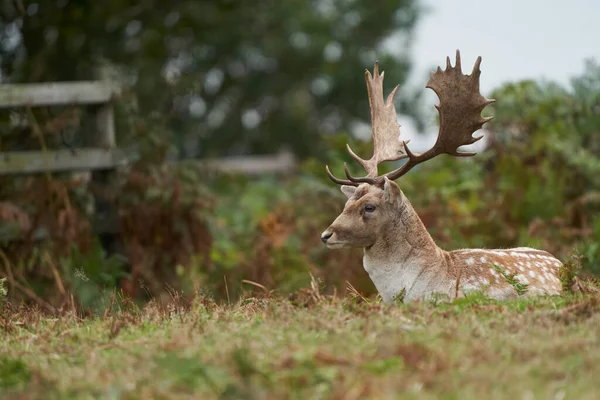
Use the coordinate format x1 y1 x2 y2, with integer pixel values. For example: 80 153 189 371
0 81 297 175
0 81 123 174
0 80 297 240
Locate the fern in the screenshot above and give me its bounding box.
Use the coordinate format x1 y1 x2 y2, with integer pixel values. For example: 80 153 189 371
491 263 529 296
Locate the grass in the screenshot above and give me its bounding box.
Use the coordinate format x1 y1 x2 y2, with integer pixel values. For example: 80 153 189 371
0 289 598 400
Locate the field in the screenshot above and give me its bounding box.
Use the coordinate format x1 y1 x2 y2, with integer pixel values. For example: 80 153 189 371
1 282 600 400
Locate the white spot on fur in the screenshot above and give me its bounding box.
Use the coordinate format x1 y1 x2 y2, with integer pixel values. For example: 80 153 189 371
466 257 475 266
528 270 536 278
515 274 529 285
488 286 517 299
463 282 481 291
480 256 487 263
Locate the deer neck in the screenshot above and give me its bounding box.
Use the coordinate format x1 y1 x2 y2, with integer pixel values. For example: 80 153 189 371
363 197 450 303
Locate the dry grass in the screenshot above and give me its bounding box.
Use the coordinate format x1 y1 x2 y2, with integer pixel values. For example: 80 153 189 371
0 287 599 399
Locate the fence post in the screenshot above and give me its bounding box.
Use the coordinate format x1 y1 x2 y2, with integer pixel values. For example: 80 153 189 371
90 63 119 237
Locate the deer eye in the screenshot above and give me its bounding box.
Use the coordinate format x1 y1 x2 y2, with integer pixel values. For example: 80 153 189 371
364 204 376 213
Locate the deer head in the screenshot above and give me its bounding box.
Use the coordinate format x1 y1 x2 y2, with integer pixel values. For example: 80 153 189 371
321 50 495 249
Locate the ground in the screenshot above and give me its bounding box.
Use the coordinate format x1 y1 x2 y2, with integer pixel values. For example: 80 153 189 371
0 287 599 399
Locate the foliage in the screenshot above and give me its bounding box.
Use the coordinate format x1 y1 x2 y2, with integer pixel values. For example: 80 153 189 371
484 60 600 275
2 59 600 308
116 161 214 300
60 239 129 312
0 0 423 159
205 173 369 298
0 3 599 312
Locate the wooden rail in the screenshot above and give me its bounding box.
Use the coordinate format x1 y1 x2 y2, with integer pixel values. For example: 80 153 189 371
0 81 120 108
180 150 297 175
0 148 128 175
0 149 297 176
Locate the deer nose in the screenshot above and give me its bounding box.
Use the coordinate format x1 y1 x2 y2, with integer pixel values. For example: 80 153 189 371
321 231 333 244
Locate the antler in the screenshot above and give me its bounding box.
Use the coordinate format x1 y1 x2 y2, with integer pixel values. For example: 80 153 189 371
325 50 495 187
326 61 407 186
382 50 495 181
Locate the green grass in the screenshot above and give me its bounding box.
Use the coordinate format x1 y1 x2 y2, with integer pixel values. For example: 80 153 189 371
0 290 599 399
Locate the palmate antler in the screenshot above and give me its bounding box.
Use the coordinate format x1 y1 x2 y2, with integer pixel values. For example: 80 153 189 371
326 50 495 186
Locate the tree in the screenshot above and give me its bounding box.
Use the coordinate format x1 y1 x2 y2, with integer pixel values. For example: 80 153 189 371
0 0 422 159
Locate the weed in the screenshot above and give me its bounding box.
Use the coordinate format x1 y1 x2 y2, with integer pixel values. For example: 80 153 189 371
492 263 529 295
559 253 584 292
0 277 6 301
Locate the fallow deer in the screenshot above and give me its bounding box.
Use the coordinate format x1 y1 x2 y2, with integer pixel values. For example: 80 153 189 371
321 50 563 303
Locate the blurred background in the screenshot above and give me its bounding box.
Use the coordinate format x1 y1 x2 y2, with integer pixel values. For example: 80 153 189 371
0 0 599 310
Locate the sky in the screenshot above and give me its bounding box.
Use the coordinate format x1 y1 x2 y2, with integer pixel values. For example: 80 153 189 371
394 0 600 151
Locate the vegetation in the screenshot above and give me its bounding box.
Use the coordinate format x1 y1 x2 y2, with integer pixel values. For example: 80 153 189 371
0 0 598 307
0 0 425 307
1 284 599 399
1 61 600 308
0 0 423 158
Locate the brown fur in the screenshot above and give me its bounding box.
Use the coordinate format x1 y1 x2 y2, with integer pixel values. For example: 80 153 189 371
322 180 563 303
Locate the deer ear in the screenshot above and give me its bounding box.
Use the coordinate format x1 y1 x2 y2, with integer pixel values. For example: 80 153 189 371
383 177 402 204
340 185 356 199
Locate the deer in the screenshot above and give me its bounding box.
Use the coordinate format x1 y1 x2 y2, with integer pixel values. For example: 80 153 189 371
320 50 563 304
